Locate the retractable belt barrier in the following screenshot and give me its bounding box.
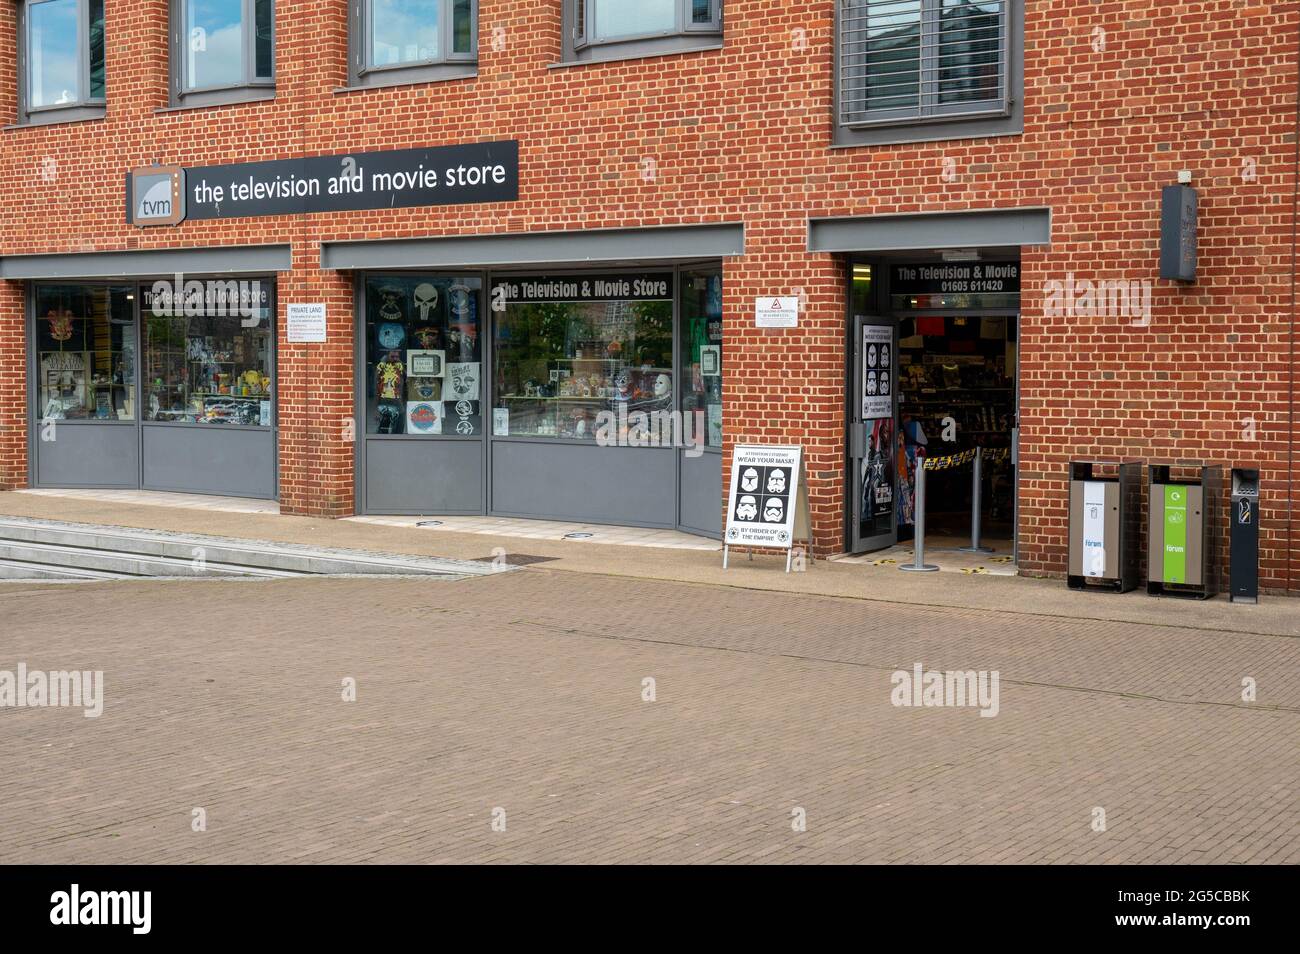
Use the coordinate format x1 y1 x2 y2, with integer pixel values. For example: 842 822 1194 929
902 445 1010 572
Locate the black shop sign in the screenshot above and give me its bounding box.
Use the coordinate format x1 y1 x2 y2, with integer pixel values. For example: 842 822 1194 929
891 262 1020 296
127 140 518 226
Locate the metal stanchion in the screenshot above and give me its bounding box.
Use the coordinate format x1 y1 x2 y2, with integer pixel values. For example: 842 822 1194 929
900 458 939 572
959 446 995 554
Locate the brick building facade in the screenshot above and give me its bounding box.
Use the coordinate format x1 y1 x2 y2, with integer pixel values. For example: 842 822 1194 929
0 1 1296 593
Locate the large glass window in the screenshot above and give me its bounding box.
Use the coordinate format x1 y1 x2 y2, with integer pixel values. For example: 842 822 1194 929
352 0 476 85
35 285 135 422
175 0 274 102
141 282 274 426
573 0 721 50
364 276 482 436
679 267 723 448
839 0 1008 127
20 0 106 119
492 275 673 441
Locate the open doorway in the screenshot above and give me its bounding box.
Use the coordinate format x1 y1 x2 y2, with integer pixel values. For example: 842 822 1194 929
847 255 1021 558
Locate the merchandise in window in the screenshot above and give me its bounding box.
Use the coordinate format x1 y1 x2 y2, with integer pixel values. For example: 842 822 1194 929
35 285 135 422
142 286 274 426
839 0 1006 126
178 0 274 96
679 268 723 448
492 274 673 441
364 277 482 436
20 0 106 117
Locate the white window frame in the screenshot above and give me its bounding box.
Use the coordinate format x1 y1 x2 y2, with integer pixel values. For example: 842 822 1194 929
16 0 105 124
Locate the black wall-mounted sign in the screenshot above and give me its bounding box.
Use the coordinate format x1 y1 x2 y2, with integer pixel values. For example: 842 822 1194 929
490 273 674 307
891 262 1020 296
127 141 518 225
1159 184 1198 282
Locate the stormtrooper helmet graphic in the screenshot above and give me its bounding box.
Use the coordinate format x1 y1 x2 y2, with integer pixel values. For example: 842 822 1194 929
764 498 785 522
736 495 758 521
767 469 787 493
866 371 878 396
740 467 760 493
879 371 890 394
413 283 439 321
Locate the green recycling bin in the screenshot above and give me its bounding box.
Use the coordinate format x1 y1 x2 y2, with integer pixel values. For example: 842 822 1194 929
1147 463 1222 599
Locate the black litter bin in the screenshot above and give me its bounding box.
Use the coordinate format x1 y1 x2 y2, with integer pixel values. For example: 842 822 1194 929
1230 467 1260 604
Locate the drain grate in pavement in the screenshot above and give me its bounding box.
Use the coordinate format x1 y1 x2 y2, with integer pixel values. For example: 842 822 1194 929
469 553 558 566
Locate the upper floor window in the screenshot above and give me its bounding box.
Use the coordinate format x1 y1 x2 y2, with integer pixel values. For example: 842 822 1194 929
348 0 477 89
564 0 722 64
836 0 1023 146
170 0 274 108
16 0 105 125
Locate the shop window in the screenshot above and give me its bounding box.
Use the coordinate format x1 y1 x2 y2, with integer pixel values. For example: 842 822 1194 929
16 0 105 126
835 0 1023 146
491 274 674 442
348 0 477 88
170 0 275 108
364 276 482 436
562 0 722 65
141 282 275 426
679 267 723 449
35 285 134 422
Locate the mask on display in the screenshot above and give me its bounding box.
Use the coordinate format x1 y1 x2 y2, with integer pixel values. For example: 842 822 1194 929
413 283 439 321
764 498 785 522
740 467 760 493
735 495 758 521
653 373 671 399
767 470 786 494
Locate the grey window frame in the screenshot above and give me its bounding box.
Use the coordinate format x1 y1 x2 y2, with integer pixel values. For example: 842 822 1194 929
15 0 106 126
346 0 477 90
169 0 275 109
560 0 722 66
834 0 1023 147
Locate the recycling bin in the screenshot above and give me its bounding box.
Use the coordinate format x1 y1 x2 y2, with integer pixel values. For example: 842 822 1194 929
1067 460 1141 592
1230 467 1260 603
1147 463 1222 599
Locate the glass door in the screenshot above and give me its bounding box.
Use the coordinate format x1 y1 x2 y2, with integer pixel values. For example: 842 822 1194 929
851 312 898 552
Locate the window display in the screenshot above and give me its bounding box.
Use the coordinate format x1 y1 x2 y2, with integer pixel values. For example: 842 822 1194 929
35 285 135 421
679 266 723 447
142 286 274 426
491 273 673 441
365 275 482 435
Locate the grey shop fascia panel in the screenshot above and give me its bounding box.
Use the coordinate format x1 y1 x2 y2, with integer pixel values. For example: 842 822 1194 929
808 207 1051 254
0 244 292 280
321 223 745 271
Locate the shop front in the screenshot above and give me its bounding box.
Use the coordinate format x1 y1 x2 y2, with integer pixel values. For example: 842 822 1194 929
807 207 1051 557
354 262 724 536
14 248 284 500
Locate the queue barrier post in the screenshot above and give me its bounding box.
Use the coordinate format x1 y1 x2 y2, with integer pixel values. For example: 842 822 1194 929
900 457 939 573
959 446 995 555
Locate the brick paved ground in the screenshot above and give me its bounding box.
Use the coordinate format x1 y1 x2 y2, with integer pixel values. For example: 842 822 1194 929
0 570 1296 864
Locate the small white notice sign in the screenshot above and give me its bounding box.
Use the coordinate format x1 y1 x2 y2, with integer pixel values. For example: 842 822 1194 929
286 303 327 343
755 297 799 328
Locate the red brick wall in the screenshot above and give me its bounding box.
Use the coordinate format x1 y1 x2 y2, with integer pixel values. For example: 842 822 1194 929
0 1 1296 591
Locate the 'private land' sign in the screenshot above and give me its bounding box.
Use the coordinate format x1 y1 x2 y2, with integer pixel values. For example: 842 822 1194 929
128 140 519 226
